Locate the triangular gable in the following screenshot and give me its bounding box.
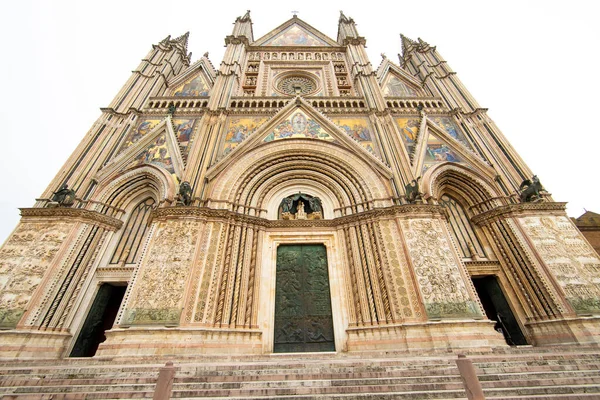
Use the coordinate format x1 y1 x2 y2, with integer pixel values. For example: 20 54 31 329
428 116 472 150
167 57 215 97
263 110 337 143
172 118 198 158
410 117 493 179
377 59 423 97
395 116 421 158
383 75 419 97
208 97 392 180
330 117 379 156
127 134 176 176
253 18 339 47
118 118 163 156
223 116 270 156
97 117 185 182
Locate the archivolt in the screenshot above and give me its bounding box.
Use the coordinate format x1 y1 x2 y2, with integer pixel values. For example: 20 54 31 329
207 140 391 215
92 165 175 216
423 163 502 212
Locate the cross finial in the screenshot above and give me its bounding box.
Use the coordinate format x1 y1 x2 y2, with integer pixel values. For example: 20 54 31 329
292 10 299 17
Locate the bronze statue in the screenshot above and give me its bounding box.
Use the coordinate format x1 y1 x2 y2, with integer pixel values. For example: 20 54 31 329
519 175 544 203
168 104 176 115
404 177 422 204
308 196 322 213
51 184 76 207
280 197 293 213
178 181 193 206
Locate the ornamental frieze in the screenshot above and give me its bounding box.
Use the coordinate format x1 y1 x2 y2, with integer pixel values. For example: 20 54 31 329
471 202 567 227
20 208 123 231
247 51 345 62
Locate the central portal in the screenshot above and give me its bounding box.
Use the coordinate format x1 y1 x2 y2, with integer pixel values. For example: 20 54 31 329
274 244 335 352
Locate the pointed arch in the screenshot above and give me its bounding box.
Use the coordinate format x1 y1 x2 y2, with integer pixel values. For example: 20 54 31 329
422 162 503 212
92 164 176 214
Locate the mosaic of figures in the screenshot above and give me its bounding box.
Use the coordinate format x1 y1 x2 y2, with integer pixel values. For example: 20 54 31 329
263 24 330 46
331 117 378 155
247 51 344 62
131 135 175 175
173 119 196 152
395 117 420 155
382 75 418 97
172 74 210 97
264 111 336 143
0 222 71 328
223 116 269 155
401 219 480 319
430 116 472 149
519 216 600 314
119 119 162 153
423 133 462 174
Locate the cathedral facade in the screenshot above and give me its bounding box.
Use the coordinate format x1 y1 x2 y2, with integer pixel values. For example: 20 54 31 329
1 12 600 358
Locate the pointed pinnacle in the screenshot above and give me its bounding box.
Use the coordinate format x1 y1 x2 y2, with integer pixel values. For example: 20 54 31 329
172 31 190 50
417 37 430 47
159 34 171 45
237 10 252 22
400 34 416 55
339 10 353 23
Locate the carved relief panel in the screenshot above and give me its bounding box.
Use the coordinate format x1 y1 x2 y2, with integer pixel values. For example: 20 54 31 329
0 221 72 328
400 218 481 319
519 215 600 314
121 219 200 325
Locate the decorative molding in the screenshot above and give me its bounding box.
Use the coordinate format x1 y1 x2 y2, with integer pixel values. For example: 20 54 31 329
152 204 447 228
20 208 123 231
471 202 567 227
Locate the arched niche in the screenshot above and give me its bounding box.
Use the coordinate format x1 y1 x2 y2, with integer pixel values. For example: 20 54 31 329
262 180 338 220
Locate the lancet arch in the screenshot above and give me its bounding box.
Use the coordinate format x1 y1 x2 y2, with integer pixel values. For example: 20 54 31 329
422 162 503 211
92 165 175 215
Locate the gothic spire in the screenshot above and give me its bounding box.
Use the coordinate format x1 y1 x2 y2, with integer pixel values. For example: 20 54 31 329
400 34 416 56
337 11 361 44
172 32 190 53
339 10 352 24
237 10 252 23
159 35 171 46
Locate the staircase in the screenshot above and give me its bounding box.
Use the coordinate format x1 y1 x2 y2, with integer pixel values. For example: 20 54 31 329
1 346 600 399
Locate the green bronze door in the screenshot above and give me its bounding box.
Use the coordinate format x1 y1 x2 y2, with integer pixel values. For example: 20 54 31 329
274 244 335 353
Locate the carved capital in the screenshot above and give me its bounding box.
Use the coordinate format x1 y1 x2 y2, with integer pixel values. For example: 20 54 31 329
343 37 367 46
224 35 250 46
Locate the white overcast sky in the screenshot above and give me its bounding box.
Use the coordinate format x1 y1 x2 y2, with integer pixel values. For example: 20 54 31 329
0 1 598 245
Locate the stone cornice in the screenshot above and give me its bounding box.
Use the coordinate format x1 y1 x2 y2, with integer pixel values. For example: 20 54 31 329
151 204 447 228
20 208 123 231
471 202 567 227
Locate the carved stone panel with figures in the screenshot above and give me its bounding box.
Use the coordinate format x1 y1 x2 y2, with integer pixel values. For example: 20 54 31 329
0 221 72 328
519 216 600 314
400 219 481 319
122 220 200 325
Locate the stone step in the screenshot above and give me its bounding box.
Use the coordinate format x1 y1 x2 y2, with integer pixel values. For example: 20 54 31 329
483 384 600 397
